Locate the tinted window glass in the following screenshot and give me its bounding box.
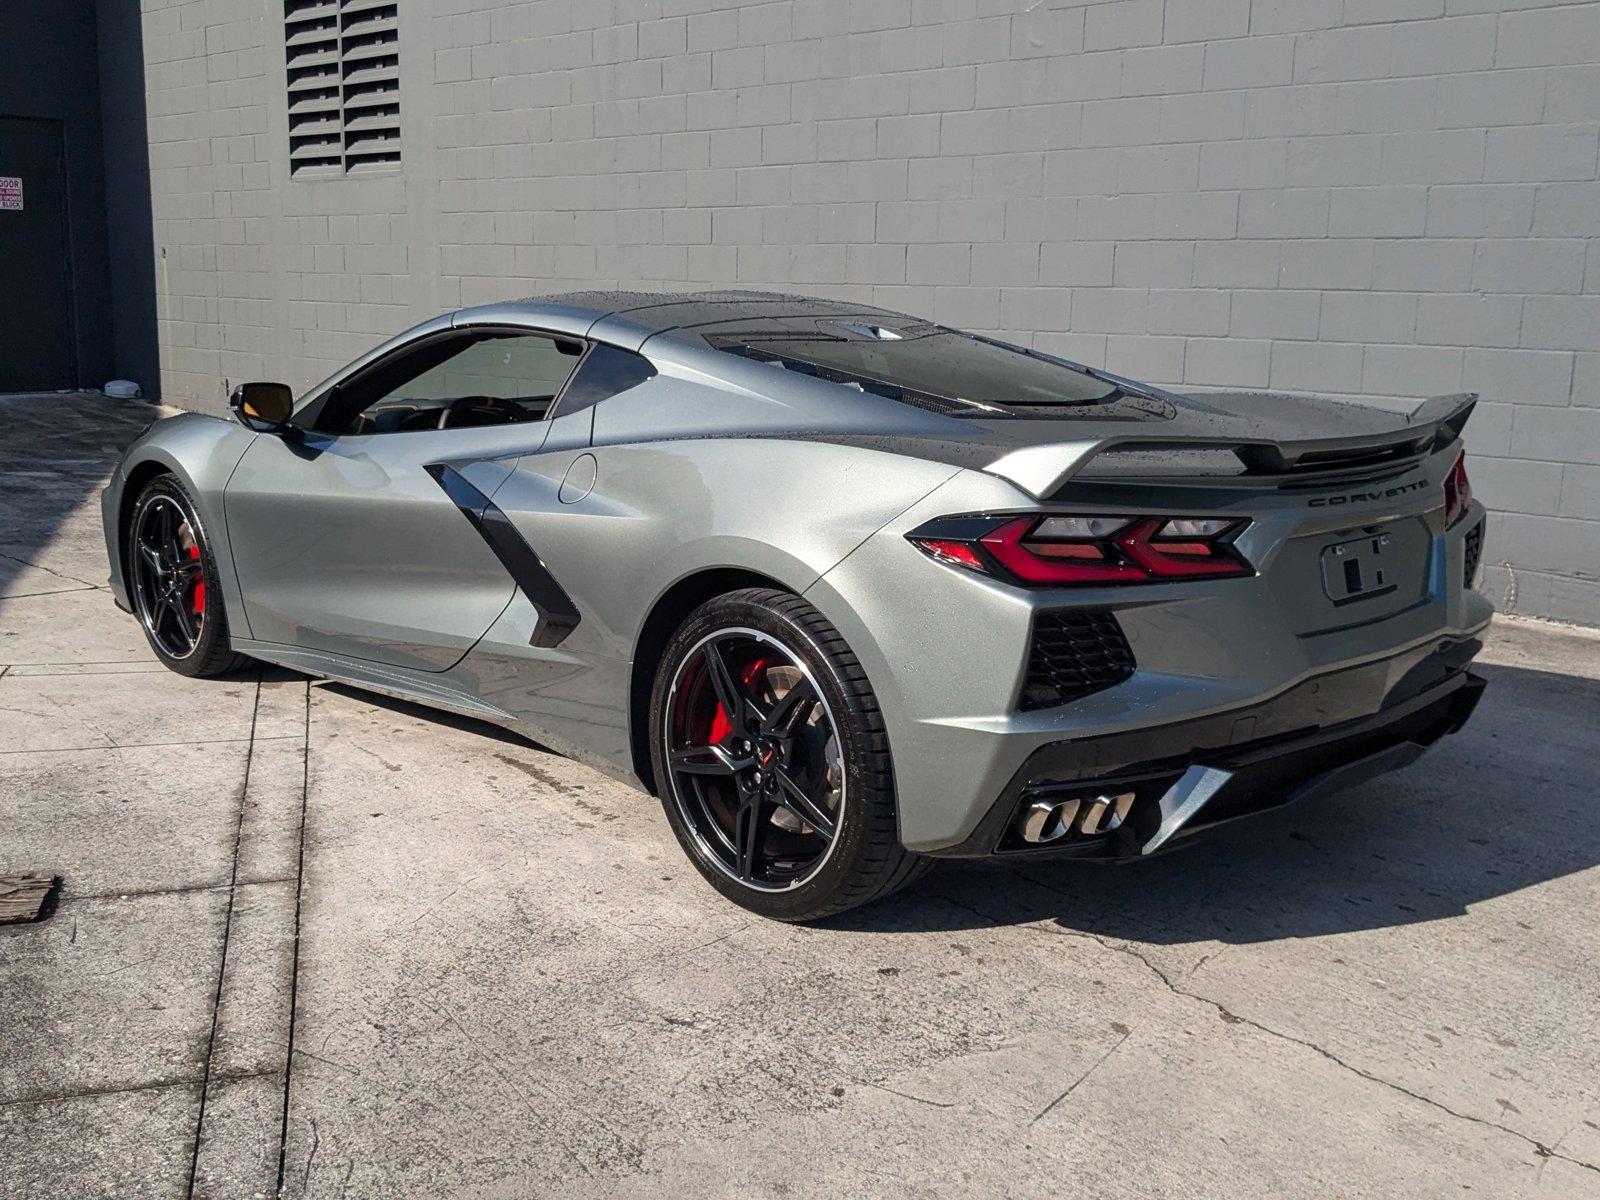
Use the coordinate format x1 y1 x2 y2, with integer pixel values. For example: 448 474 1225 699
709 327 1118 411
552 344 657 418
336 333 583 433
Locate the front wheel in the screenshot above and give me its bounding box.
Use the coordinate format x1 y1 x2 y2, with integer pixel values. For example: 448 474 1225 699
649 588 926 921
126 475 246 678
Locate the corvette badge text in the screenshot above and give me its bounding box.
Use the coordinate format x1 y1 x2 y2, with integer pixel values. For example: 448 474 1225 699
1309 479 1429 508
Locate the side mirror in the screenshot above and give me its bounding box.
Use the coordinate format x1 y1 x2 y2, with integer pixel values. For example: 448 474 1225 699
230 382 296 434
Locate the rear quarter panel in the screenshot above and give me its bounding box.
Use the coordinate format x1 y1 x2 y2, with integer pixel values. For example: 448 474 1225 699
497 435 963 661
463 432 960 783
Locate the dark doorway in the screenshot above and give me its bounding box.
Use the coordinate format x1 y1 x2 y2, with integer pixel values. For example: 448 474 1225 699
0 115 77 391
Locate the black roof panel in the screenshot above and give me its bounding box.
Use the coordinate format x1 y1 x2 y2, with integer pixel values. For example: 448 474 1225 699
531 289 903 334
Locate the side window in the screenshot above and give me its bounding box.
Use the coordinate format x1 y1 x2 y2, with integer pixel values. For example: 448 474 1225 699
328 331 585 435
550 344 657 420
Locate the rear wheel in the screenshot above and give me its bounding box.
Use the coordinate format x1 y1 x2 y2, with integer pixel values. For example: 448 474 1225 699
649 588 926 921
127 475 246 678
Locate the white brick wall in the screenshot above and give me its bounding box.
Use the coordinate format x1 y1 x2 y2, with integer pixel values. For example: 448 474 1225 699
122 0 1600 623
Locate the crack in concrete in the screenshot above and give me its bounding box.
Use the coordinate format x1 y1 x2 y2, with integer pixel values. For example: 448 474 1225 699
300 1117 320 1200
0 585 102 599
939 883 1600 1178
0 733 297 755
405 868 487 929
5 665 164 677
0 551 104 590
1031 1029 1131 1126
185 669 263 1200
56 878 293 905
274 682 314 1197
864 1082 955 1109
290 1047 362 1077
665 921 752 963
0 700 117 748
7 658 161 667
780 1034 964 1118
89 954 157 979
0 1070 275 1109
1095 931 1600 1178
607 921 754 990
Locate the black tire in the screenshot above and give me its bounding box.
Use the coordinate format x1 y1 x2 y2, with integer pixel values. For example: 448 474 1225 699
649 587 928 922
126 474 247 678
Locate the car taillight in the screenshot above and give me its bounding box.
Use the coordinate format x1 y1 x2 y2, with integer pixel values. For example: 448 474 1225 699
907 514 1252 587
1443 452 1471 528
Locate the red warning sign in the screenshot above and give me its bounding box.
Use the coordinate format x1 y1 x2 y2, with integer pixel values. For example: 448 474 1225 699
0 177 21 211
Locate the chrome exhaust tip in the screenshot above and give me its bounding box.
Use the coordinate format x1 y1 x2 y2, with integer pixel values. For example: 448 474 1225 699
1077 791 1136 836
1017 791 1136 844
1019 797 1081 844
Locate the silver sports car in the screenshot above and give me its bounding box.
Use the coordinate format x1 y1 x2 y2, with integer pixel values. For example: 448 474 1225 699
103 290 1491 920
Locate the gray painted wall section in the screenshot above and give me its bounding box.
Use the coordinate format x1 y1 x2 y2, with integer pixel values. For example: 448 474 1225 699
103 0 1600 625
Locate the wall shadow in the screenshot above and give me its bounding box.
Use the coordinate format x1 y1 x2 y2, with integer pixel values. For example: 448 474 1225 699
0 6 154 599
0 391 156 597
842 659 1599 945
96 0 160 397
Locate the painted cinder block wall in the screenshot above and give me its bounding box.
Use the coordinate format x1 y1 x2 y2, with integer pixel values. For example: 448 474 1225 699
102 0 1600 624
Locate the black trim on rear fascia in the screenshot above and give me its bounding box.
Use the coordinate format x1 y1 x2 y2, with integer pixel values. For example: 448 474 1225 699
425 464 581 649
928 638 1484 859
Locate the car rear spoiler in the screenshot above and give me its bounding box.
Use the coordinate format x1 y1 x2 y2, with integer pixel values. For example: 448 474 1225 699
983 393 1477 500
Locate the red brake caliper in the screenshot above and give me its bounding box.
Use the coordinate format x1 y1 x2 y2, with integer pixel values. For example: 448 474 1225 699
706 702 733 745
703 657 767 746
187 544 205 615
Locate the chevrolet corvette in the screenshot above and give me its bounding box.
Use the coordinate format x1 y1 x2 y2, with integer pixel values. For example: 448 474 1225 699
103 290 1490 919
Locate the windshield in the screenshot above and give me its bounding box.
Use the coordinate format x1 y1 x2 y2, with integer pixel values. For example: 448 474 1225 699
708 326 1120 411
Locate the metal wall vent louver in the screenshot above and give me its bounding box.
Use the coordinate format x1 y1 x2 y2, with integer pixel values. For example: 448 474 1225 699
284 0 401 176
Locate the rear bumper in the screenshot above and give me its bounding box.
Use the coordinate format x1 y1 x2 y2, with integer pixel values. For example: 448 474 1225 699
925 636 1486 860
807 456 1493 853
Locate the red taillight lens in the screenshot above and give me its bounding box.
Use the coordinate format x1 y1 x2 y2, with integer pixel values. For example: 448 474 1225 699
917 538 988 572
1117 518 1251 578
981 517 1149 585
908 514 1251 587
1443 452 1471 527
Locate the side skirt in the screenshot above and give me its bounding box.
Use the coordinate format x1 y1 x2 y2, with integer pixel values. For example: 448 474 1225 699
230 638 519 724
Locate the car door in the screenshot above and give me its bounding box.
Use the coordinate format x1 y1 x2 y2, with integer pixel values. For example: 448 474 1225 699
223 327 586 672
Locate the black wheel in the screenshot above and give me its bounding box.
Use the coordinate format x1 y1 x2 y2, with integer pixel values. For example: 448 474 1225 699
127 475 246 678
649 588 927 921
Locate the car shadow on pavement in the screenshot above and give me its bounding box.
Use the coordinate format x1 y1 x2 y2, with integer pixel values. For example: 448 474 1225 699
833 660 1600 946
317 680 562 752
194 637 1596 952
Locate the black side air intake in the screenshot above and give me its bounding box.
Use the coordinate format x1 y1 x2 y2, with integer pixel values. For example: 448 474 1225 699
1463 519 1484 588
1020 610 1136 711
426 464 580 649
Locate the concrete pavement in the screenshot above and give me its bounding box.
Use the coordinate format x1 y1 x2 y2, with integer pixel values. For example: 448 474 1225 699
1 391 1598 1198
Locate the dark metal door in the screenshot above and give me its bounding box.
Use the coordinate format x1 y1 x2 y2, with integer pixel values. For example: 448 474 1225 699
0 117 76 391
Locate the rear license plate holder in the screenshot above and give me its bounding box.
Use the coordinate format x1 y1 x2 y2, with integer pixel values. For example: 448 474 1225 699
1321 530 1401 606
